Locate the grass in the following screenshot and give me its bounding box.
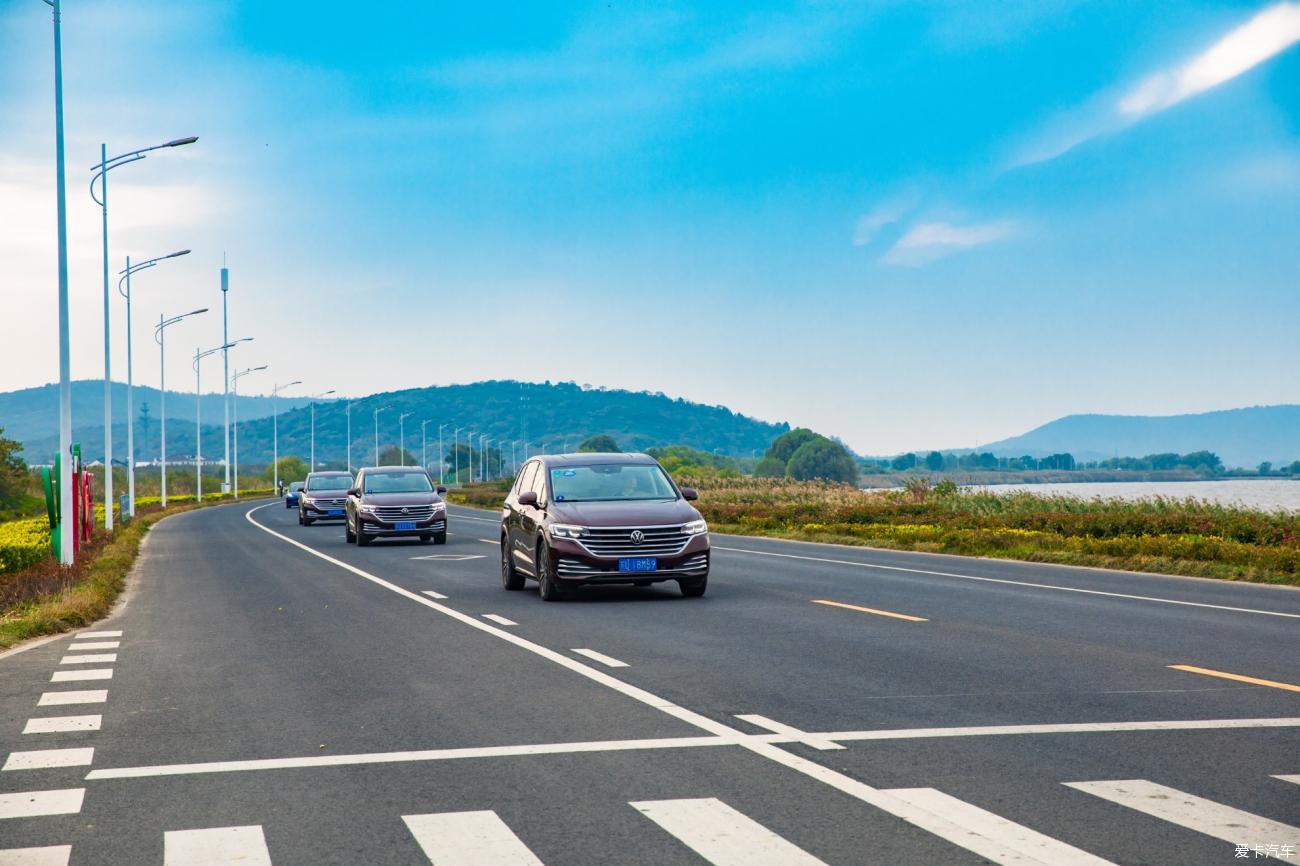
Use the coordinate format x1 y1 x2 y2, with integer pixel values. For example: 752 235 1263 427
0 490 273 650
447 476 1300 586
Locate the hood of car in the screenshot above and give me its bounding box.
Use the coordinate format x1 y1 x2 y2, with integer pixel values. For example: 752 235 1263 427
360 492 445 506
547 498 700 527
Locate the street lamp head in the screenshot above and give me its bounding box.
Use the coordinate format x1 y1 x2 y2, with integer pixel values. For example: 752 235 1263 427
166 136 199 147
187 308 208 317
167 249 191 259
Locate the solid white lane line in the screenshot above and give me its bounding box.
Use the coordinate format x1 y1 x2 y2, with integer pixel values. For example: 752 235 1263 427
50 669 111 682
87 735 743 779
0 789 84 819
3 748 95 771
38 690 107 706
58 654 116 665
1066 780 1300 848
403 810 543 866
883 787 1115 865
1275 775 1300 785
734 714 843 751
63 641 118 651
163 825 273 866
819 717 1300 743
74 630 122 638
477 538 498 545
712 545 1300 619
0 846 72 865
421 590 449 600
570 648 628 668
631 798 829 866
482 614 517 626
23 716 101 734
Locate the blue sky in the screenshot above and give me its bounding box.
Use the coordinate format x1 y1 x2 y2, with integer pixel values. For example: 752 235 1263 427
2 1 1298 454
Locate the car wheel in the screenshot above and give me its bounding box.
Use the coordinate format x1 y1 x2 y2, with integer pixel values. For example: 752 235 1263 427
356 522 372 546
678 574 708 598
433 531 447 545
536 544 565 602
344 516 356 543
285 500 292 509
419 534 432 544
304 515 315 526
501 538 525 591
297 509 303 525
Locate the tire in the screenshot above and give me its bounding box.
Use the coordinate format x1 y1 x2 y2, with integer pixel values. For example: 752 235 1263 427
536 544 565 602
501 537 525 590
345 516 356 544
356 521 372 546
285 500 292 509
297 510 304 525
304 517 315 526
433 531 447 545
419 534 432 544
678 574 708 598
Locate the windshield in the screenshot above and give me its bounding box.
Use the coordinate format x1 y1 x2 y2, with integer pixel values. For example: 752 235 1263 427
307 475 351 491
289 482 304 492
549 464 677 503
363 471 434 494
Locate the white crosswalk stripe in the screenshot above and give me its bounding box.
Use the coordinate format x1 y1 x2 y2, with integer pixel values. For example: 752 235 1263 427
163 825 273 865
2 748 94 771
64 641 118 651
403 810 543 865
58 653 116 665
0 846 72 865
1065 780 1300 851
1273 775 1300 786
883 787 1115 865
631 797 829 866
0 789 84 820
22 715 101 735
73 630 121 638
37 690 107 706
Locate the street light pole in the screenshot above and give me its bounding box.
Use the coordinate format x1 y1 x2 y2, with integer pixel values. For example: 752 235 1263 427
154 308 208 507
230 365 266 497
194 339 251 501
272 380 302 493
46 0 73 564
463 430 477 486
89 135 197 530
421 419 432 472
345 402 354 472
309 390 335 470
373 405 391 467
117 250 189 518
399 413 413 466
437 423 449 485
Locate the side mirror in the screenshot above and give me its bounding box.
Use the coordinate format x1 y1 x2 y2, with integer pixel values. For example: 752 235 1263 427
436 486 447 494
347 487 360 497
681 487 699 501
518 491 538 507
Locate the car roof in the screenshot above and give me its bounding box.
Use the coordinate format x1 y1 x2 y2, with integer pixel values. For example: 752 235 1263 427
307 471 351 476
360 465 431 473
535 452 657 466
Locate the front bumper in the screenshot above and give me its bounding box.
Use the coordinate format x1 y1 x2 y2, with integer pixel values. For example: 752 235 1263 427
301 500 348 518
357 513 447 537
549 535 710 584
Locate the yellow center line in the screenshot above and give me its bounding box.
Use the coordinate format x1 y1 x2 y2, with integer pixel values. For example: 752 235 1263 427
811 599 928 622
1167 665 1300 693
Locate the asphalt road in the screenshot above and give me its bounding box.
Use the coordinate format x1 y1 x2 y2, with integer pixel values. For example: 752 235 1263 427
1 499 1297 865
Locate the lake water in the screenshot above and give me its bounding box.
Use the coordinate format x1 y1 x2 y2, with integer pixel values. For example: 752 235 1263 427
971 479 1300 512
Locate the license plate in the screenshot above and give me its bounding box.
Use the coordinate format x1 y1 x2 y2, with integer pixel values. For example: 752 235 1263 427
618 557 658 573
327 509 344 517
394 521 417 531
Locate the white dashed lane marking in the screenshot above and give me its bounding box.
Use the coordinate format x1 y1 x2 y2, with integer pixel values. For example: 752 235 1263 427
3 748 95 771
571 648 629 668
420 591 449 600
38 690 107 706
482 614 517 626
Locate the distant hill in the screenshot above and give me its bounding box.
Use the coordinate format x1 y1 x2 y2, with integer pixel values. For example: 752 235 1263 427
0 380 313 462
9 380 789 466
977 406 1300 468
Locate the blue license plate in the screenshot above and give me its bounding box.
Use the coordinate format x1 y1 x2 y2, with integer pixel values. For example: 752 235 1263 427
327 509 344 517
618 557 658 573
394 521 417 531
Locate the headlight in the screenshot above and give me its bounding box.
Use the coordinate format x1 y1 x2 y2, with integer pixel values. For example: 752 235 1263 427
548 524 588 540
432 502 446 512
682 519 708 536
358 503 379 513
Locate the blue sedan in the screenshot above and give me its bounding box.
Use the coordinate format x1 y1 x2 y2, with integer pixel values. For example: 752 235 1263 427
284 481 305 508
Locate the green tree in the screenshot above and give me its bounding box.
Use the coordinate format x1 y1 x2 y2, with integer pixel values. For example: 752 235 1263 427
787 438 859 484
890 452 917 471
264 455 309 484
578 434 619 453
379 446 419 467
766 428 820 464
753 456 786 478
924 451 945 471
0 427 28 505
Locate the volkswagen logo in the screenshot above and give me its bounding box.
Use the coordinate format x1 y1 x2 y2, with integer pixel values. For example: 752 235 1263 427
630 530 645 545
401 507 410 515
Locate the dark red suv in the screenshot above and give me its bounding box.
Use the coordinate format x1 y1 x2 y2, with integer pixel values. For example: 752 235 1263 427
500 453 710 600
345 466 448 546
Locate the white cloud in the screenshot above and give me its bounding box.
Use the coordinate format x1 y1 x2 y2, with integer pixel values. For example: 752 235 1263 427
883 219 1019 265
1119 2 1300 117
852 194 918 246
1013 2 1300 167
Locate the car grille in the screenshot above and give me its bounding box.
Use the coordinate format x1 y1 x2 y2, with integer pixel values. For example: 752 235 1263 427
311 497 347 508
364 519 445 534
372 505 437 521
575 525 692 559
556 551 708 577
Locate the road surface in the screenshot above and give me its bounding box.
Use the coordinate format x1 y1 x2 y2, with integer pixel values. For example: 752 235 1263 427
1 499 1297 864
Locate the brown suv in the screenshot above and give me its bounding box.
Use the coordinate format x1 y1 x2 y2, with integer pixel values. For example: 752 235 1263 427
345 466 448 546
500 453 710 600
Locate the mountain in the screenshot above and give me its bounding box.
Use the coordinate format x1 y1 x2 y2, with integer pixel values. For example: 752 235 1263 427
976 406 1300 468
8 380 789 466
0 380 314 462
